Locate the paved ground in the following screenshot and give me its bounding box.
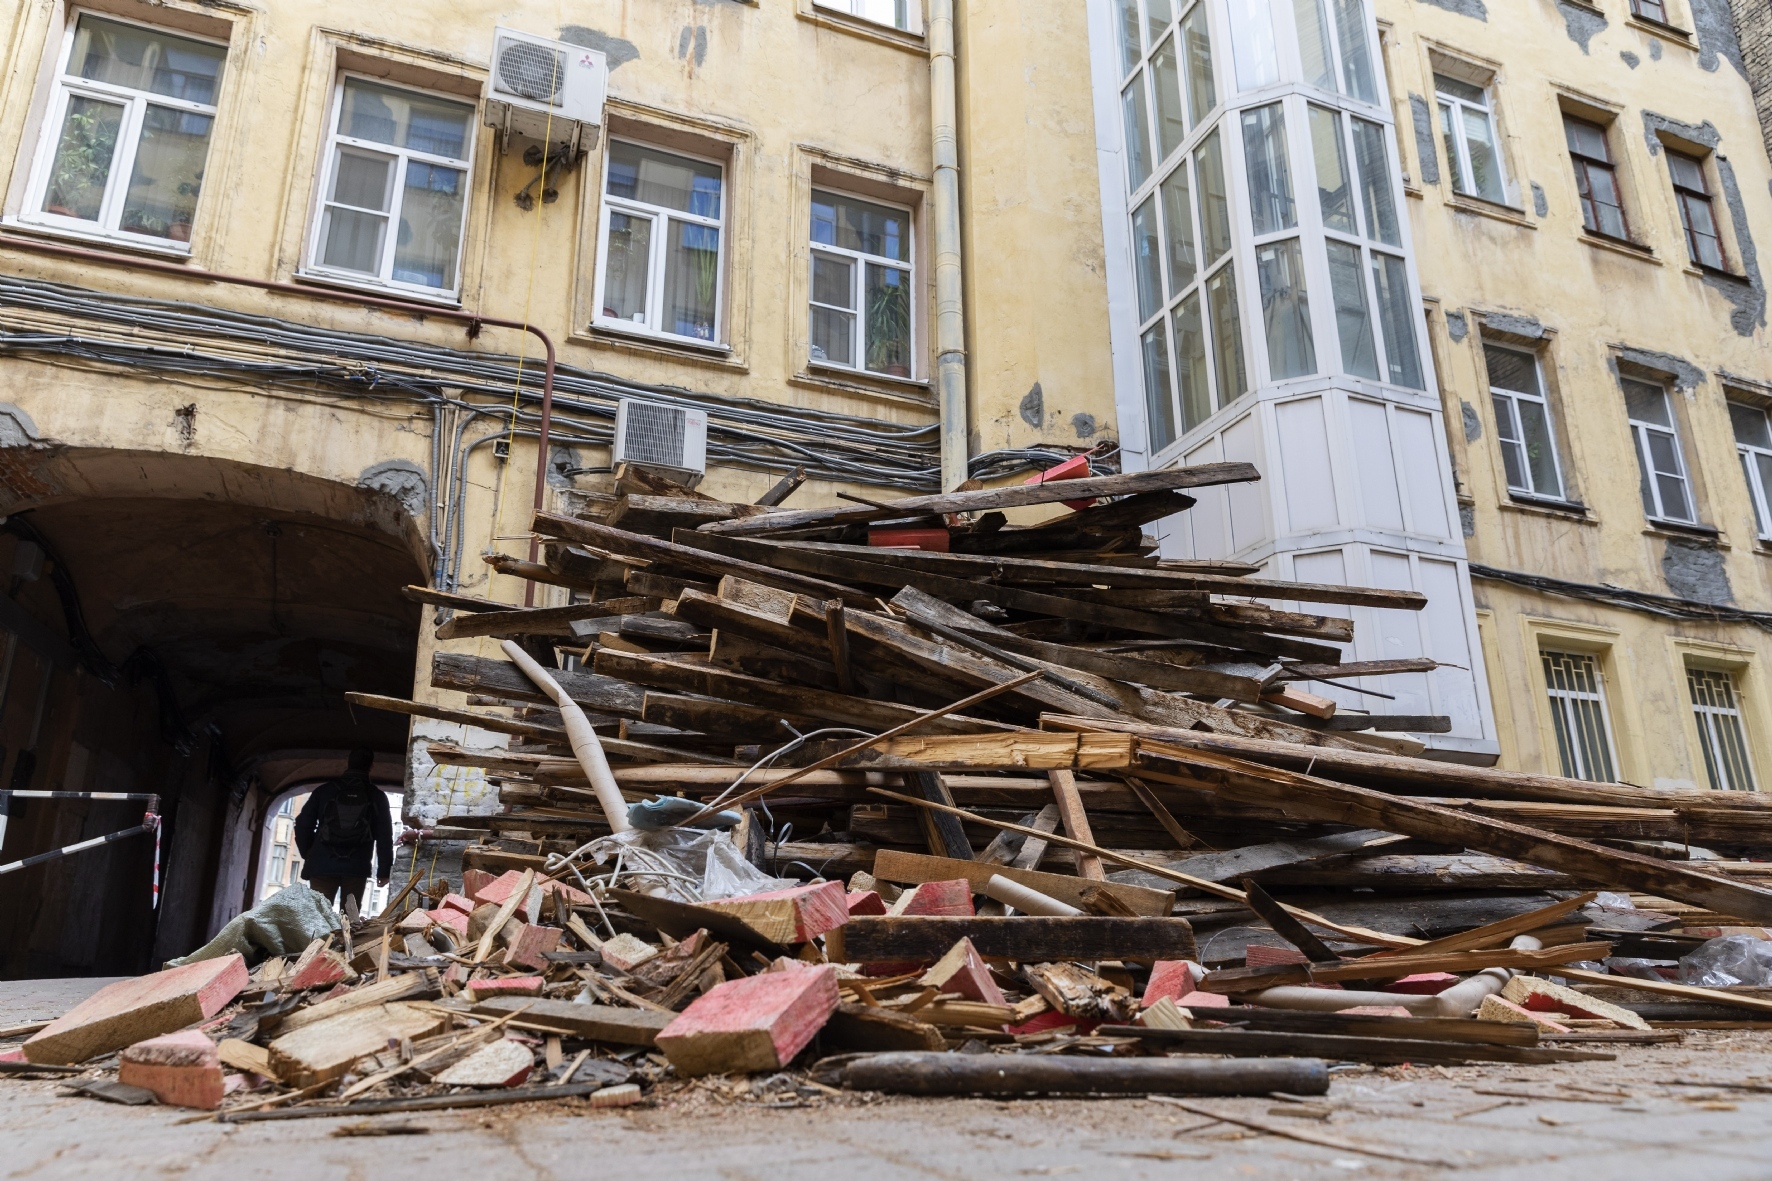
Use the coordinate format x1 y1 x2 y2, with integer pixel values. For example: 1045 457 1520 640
7 977 1772 1179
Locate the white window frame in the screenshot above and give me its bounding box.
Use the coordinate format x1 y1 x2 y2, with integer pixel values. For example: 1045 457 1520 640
18 9 228 253
1623 378 1696 525
812 0 923 34
808 189 916 380
1485 345 1566 501
302 73 477 302
591 137 728 348
1434 75 1507 204
1541 649 1620 782
1688 665 1758 792
1732 400 1772 541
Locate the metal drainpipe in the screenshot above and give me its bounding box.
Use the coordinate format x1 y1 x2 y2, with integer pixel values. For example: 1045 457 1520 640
0 233 559 605
928 0 969 492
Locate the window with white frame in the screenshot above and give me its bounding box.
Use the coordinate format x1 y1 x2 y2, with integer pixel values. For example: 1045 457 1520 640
1541 649 1618 782
1622 377 1695 523
813 0 920 33
1688 665 1757 792
268 842 287 884
1668 152 1725 271
595 140 725 345
1434 73 1506 205
1485 344 1564 500
1730 400 1772 540
809 190 913 378
23 13 227 247
307 77 475 296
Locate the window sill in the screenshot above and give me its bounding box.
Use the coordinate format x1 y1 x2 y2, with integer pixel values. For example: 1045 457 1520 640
1626 17 1695 47
1444 194 1535 229
293 269 463 308
579 323 745 371
1503 493 1592 516
1686 262 1752 285
2 217 196 261
795 3 926 55
1580 232 1661 265
1644 519 1726 546
790 365 936 409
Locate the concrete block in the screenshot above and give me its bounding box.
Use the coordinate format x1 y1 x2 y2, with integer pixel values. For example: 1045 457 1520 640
24 954 248 1065
657 964 839 1075
118 1030 223 1110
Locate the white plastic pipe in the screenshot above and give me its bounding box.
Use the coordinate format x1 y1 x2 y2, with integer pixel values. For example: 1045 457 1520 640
500 639 631 833
984 873 1081 916
1246 986 1443 1015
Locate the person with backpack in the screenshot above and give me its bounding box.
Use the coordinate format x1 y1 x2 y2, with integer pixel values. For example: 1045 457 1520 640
294 748 394 913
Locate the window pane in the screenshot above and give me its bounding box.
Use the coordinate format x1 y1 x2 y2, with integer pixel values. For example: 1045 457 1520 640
1648 432 1692 519
1183 5 1217 123
835 0 914 30
1227 0 1281 91
601 211 653 322
1292 0 1336 90
1257 238 1315 379
1151 37 1189 159
1517 398 1564 498
320 207 388 274
340 80 472 159
1207 265 1248 405
1668 153 1706 191
1647 428 1683 479
1242 103 1296 235
1351 119 1400 245
1750 452 1770 535
70 15 226 104
1563 117 1609 161
1116 0 1142 74
1196 130 1233 265
1371 252 1422 388
1325 240 1378 379
1582 162 1628 238
1433 74 1487 105
1681 194 1724 269
1493 394 1529 491
1484 345 1540 396
863 263 912 377
1438 102 1466 194
1148 0 1174 41
1122 78 1153 190
329 148 394 211
1332 0 1378 103
1729 402 1772 449
1160 165 1197 290
608 142 723 219
42 95 124 220
811 254 856 367
1623 379 1672 427
1132 195 1163 321
120 106 212 240
1632 430 1658 517
1461 106 1505 203
1175 291 1211 432
1309 106 1354 234
1142 319 1178 452
392 162 465 289
811 190 908 262
662 221 720 339
1757 453 1772 532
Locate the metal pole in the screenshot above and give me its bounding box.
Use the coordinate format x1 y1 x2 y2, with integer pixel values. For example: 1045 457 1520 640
928 0 970 492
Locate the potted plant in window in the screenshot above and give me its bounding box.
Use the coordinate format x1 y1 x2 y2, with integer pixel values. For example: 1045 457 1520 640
866 278 912 378
42 106 118 219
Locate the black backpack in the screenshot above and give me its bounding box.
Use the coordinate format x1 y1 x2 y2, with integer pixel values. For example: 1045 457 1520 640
319 778 378 849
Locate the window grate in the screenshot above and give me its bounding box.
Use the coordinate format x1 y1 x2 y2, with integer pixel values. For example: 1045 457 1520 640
1688 667 1757 792
1541 650 1618 782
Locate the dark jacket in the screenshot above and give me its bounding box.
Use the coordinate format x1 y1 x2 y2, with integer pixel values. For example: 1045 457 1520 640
294 774 394 880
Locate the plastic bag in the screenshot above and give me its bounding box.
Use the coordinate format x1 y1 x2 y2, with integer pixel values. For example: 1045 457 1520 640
1679 934 1772 987
1594 891 1635 910
167 884 340 967
577 827 796 903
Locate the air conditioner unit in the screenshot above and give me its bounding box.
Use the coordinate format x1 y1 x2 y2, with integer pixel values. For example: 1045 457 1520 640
484 28 608 153
613 399 708 486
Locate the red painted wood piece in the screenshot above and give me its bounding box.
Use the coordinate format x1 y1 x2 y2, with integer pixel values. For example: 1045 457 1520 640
656 964 839 1075
439 893 475 916
24 954 248 1065
899 879 975 917
426 907 471 937
1384 972 1459 995
702 880 850 942
476 870 592 909
846 890 887 916
465 976 545 1001
461 869 498 903
503 923 563 970
119 1030 224 1109
1141 960 1200 1007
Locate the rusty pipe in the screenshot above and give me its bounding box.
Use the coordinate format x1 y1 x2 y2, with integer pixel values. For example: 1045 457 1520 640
0 233 556 604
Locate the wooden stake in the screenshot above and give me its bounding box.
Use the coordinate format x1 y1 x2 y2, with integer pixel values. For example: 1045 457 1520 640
1047 769 1104 881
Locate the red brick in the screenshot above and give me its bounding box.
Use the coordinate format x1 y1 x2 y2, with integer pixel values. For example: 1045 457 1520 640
24 954 248 1065
439 892 475 916
462 869 498 903
1141 960 1200 1007
503 923 563 970
118 1030 223 1110
701 880 849 943
1177 990 1232 1009
656 964 838 1075
465 976 545 1001
476 870 591 909
426 907 471 937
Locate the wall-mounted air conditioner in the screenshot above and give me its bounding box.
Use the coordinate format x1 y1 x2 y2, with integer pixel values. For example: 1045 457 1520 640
484 28 608 154
613 399 708 486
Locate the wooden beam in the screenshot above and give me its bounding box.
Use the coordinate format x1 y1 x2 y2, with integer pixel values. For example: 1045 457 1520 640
840 915 1197 962
871 848 1173 916
344 692 567 743
1047 770 1104 881
754 466 807 507
403 585 510 613
435 597 658 640
1107 1027 1607 1066
908 772 973 861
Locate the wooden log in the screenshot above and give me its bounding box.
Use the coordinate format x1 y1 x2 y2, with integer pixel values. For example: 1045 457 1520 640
1136 739 1772 925
699 464 1261 536
606 495 763 536
1105 1027 1610 1065
872 849 1173 915
483 554 604 593
840 916 1196 962
1282 658 1440 680
471 998 672 1045
839 1051 1327 1097
437 598 659 641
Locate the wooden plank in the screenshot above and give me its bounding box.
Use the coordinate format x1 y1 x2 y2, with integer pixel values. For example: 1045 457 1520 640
909 772 973 861
605 495 761 535
435 597 658 640
1198 942 1615 993
431 652 646 716
755 466 807 507
1048 769 1104 881
841 916 1197 962
640 691 825 742
1240 880 1338 962
267 1003 445 1087
1105 1027 1608 1066
1367 892 1597 960
345 692 568 743
872 849 1174 916
24 955 249 1065
482 554 603 593
1136 738 1772 924
533 512 872 606
470 998 672 1044
1116 829 1398 888
1010 803 1061 870
838 732 1134 771
1218 1008 1541 1046
697 463 1261 535
403 585 510 613
1319 715 1453 733
1282 658 1440 680
1555 967 1772 1016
